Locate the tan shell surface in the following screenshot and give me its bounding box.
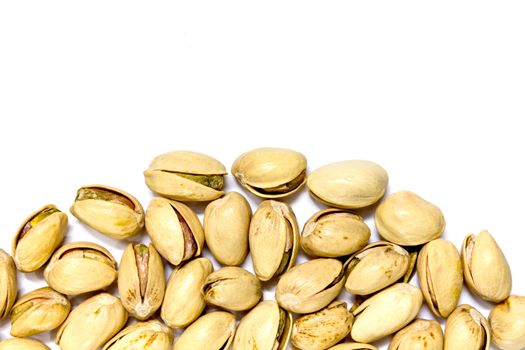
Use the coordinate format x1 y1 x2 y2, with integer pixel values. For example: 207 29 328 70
103 320 173 350
388 319 443 350
173 311 236 350
0 249 17 319
0 338 50 350
444 304 490 350
489 295 525 350
148 150 227 174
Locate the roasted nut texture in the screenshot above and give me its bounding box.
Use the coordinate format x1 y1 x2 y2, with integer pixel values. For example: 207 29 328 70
444 304 490 350
103 320 173 350
489 295 525 350
0 249 17 320
173 311 236 350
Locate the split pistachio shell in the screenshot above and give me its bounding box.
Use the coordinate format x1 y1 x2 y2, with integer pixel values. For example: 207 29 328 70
345 242 411 295
462 230 512 303
161 258 213 328
389 319 444 350
12 204 67 272
10 287 70 337
173 311 236 350
291 301 353 350
203 266 262 311
118 243 165 320
144 150 227 201
444 304 490 350
0 249 17 319
489 295 525 350
0 338 50 350
417 239 463 318
232 147 307 198
204 192 251 265
44 241 117 295
233 301 293 350
301 209 370 258
276 258 345 314
103 320 173 350
70 185 144 239
375 191 445 246
56 293 128 350
327 344 378 350
351 283 423 343
146 197 204 266
307 160 388 209
249 200 299 281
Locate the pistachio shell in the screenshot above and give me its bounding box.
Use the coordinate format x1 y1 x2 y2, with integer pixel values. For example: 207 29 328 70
276 258 345 314
12 204 67 272
173 311 236 350
0 338 50 350
44 241 118 295
462 230 512 303
444 304 490 350
307 160 388 209
327 344 378 350
204 192 251 265
103 320 173 350
375 191 445 246
0 249 17 319
388 319 443 350
146 197 204 266
351 283 423 343
249 200 299 281
161 258 213 328
301 209 370 258
70 185 144 239
489 295 525 350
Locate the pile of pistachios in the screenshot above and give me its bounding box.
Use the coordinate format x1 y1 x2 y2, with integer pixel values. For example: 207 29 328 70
0 147 523 350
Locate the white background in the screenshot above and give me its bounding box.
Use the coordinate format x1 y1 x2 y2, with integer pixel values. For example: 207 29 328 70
1 1 524 349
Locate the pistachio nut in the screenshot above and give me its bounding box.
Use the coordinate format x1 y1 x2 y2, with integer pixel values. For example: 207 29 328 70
249 200 299 281
291 301 353 350
489 295 525 350
161 257 213 328
10 287 70 337
344 242 411 295
146 197 204 266
173 311 236 350
204 192 251 266
203 266 262 311
462 230 512 303
70 185 144 239
351 283 423 343
103 320 173 350
388 319 443 350
44 241 118 295
118 243 165 320
307 160 388 209
144 150 227 201
0 249 17 319
12 204 67 272
56 293 128 350
375 191 445 246
276 258 345 314
233 300 293 350
301 209 370 258
0 338 50 350
327 344 378 350
417 239 463 318
444 304 490 350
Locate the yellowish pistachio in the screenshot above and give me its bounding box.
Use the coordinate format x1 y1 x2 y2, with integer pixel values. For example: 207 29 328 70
0 249 17 320
0 338 50 350
327 344 378 350
489 295 525 350
444 304 490 350
173 311 236 350
103 320 173 350
388 319 443 350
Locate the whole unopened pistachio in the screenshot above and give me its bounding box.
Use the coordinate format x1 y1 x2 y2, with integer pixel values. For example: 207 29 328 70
307 160 388 209
276 258 345 314
203 266 262 311
103 320 173 350
146 197 204 266
375 191 445 246
351 283 423 343
489 295 525 350
144 150 227 201
462 230 512 303
0 338 50 350
204 192 251 266
12 204 67 272
0 249 17 319
345 242 411 295
70 185 144 239
389 319 443 350
10 287 70 337
444 304 490 350
291 301 353 350
56 293 128 350
417 239 463 318
232 147 307 198
44 241 117 295
249 200 299 281
327 344 378 350
233 301 293 350
173 311 236 350
301 209 370 258
118 243 165 320
161 258 213 328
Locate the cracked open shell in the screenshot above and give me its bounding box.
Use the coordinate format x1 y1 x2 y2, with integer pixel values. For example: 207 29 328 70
327 344 378 350
0 338 50 350
0 249 17 320
388 319 443 350
444 304 490 350
173 311 236 350
489 295 525 350
103 320 173 350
